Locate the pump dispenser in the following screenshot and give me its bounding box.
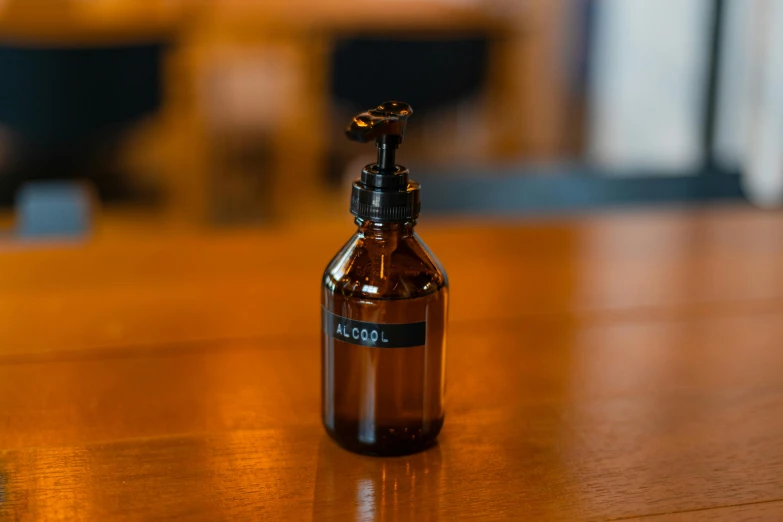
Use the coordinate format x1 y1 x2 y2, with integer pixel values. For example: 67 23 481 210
322 101 449 456
346 101 420 222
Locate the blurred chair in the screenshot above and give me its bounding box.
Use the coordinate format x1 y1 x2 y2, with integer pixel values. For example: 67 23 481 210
331 36 489 112
0 42 164 206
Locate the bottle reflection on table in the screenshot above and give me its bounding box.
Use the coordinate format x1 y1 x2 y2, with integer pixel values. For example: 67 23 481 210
313 436 443 521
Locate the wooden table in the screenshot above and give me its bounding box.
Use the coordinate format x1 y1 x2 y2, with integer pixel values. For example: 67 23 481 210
1 206 782 520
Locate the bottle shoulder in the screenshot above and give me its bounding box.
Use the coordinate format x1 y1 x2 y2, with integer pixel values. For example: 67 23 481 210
323 231 447 301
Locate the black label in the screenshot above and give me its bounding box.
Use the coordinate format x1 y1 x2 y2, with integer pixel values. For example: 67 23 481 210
322 307 426 348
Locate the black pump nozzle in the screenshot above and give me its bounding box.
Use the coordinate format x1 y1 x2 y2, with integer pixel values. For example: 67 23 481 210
345 101 420 223
346 101 413 172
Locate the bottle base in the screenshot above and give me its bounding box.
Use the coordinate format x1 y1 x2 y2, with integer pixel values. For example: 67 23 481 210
323 417 444 457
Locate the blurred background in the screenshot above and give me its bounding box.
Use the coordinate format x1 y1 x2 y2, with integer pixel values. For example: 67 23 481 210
0 0 780 236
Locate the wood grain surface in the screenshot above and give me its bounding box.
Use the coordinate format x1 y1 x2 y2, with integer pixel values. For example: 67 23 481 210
1 206 782 520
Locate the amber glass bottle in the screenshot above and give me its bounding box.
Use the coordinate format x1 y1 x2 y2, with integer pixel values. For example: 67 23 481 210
321 102 448 456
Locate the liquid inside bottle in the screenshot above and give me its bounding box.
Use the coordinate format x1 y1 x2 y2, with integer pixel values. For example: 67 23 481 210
322 219 448 456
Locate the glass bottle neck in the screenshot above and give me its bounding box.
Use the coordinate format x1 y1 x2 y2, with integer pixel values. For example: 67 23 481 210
355 218 416 239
